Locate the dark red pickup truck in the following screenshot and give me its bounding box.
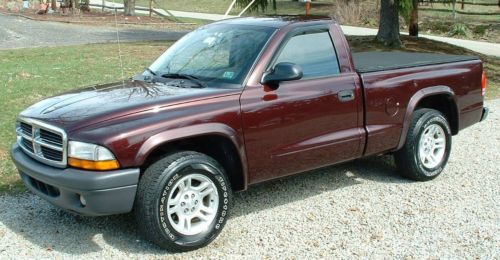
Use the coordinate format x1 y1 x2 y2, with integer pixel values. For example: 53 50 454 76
11 16 488 251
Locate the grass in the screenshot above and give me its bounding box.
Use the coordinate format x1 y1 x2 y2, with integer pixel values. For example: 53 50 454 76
0 37 498 193
138 0 499 41
136 0 333 16
0 41 171 193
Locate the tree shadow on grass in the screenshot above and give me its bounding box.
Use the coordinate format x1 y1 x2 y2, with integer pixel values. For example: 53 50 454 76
0 155 410 255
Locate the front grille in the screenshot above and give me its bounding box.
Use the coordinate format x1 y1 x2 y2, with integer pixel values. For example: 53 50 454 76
41 146 63 161
40 129 63 146
20 122 32 135
16 118 67 168
21 137 34 153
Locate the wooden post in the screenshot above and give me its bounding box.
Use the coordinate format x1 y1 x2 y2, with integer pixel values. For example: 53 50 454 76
452 0 457 19
305 0 311 15
149 0 152 17
461 0 464 10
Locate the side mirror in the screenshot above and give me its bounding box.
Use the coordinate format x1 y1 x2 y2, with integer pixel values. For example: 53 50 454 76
261 62 303 87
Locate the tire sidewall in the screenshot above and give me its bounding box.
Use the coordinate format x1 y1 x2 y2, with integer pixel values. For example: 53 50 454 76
154 156 231 249
412 112 452 177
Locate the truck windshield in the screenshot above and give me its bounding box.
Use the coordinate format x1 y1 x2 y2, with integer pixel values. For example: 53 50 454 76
148 24 276 86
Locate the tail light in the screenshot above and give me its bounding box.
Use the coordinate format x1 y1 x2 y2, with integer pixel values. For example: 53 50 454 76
481 71 487 96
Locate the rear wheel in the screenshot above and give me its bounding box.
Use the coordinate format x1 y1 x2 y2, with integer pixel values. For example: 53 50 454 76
394 109 452 181
135 151 232 252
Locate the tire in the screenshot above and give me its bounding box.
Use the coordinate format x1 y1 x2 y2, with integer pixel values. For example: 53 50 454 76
394 108 452 181
134 151 232 252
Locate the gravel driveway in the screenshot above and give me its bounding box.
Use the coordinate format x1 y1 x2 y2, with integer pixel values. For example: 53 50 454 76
0 13 186 50
0 99 498 258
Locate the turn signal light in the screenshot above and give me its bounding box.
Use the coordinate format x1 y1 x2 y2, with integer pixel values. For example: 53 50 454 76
481 71 487 96
68 158 120 171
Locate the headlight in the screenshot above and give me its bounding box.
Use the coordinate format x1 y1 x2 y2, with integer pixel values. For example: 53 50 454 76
68 141 120 170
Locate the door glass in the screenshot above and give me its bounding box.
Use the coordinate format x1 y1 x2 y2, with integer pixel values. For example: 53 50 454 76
275 31 340 79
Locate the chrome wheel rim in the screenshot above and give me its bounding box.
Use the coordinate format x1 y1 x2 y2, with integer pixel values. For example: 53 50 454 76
418 124 446 169
166 174 219 236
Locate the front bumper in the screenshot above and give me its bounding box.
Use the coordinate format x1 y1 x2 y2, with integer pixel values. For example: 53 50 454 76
480 107 489 122
11 143 140 216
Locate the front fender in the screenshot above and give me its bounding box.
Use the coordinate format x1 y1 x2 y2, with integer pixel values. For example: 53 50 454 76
134 123 248 185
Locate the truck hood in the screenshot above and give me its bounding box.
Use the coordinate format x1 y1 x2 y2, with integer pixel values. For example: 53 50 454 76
20 79 240 132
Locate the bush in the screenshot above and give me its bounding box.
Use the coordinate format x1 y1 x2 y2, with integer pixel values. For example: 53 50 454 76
332 0 378 26
448 23 470 37
472 25 488 36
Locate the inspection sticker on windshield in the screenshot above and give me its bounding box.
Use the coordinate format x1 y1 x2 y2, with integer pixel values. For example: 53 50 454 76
222 71 235 79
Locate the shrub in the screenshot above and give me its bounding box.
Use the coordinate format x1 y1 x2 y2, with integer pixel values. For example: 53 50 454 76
332 0 378 26
448 23 470 37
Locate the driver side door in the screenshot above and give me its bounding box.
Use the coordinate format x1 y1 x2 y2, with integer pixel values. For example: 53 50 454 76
240 26 363 184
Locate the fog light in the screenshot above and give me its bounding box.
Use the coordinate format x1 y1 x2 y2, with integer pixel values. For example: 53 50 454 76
79 195 87 207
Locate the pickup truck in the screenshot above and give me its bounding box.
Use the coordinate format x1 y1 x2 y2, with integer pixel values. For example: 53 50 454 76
11 16 488 251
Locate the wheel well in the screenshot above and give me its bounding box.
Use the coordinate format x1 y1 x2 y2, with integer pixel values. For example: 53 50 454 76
416 94 459 135
141 135 245 191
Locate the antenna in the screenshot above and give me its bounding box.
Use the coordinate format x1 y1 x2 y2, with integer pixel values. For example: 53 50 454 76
111 0 125 87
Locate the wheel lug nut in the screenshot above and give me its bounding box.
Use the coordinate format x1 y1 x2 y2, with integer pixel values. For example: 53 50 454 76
184 195 189 199
184 208 188 213
191 207 195 212
194 200 198 205
181 202 185 206
191 194 195 198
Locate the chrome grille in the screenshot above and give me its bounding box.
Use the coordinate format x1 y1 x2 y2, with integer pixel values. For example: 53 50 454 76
16 118 67 168
40 129 63 146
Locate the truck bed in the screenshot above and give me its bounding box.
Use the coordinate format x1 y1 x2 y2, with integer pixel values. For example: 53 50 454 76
352 51 478 73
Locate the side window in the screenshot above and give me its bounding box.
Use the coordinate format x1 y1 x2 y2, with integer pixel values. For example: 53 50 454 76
274 31 340 79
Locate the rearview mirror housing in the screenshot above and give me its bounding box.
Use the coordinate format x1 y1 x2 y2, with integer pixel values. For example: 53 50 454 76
261 62 303 87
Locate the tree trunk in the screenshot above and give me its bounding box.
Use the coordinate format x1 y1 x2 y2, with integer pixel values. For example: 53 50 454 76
70 0 79 14
51 0 57 10
124 0 135 16
452 0 456 19
409 0 418 37
376 0 401 46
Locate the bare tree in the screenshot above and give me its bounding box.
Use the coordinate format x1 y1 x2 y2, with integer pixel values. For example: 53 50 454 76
376 0 401 46
70 0 79 14
124 0 135 16
409 0 418 36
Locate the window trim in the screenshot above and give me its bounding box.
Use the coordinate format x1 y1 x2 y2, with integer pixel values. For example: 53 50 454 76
264 25 342 82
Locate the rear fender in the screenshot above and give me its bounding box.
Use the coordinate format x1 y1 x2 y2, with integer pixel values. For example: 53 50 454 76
396 85 457 150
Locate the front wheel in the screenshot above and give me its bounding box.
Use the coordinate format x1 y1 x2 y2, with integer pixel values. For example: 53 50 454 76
394 108 452 181
134 151 232 252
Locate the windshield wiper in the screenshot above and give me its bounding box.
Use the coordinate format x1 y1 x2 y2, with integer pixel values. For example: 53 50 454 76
145 67 157 76
161 73 207 88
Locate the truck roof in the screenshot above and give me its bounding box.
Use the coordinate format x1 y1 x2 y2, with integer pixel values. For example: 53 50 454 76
211 15 334 28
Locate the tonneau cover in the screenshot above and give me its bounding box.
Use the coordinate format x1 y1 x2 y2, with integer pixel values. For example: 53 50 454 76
353 51 478 73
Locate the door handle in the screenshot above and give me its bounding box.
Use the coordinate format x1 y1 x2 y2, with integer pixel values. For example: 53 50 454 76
338 90 355 102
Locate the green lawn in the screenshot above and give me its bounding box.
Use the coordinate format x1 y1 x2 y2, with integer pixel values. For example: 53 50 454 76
136 0 499 41
137 0 333 16
0 37 498 193
0 41 171 193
